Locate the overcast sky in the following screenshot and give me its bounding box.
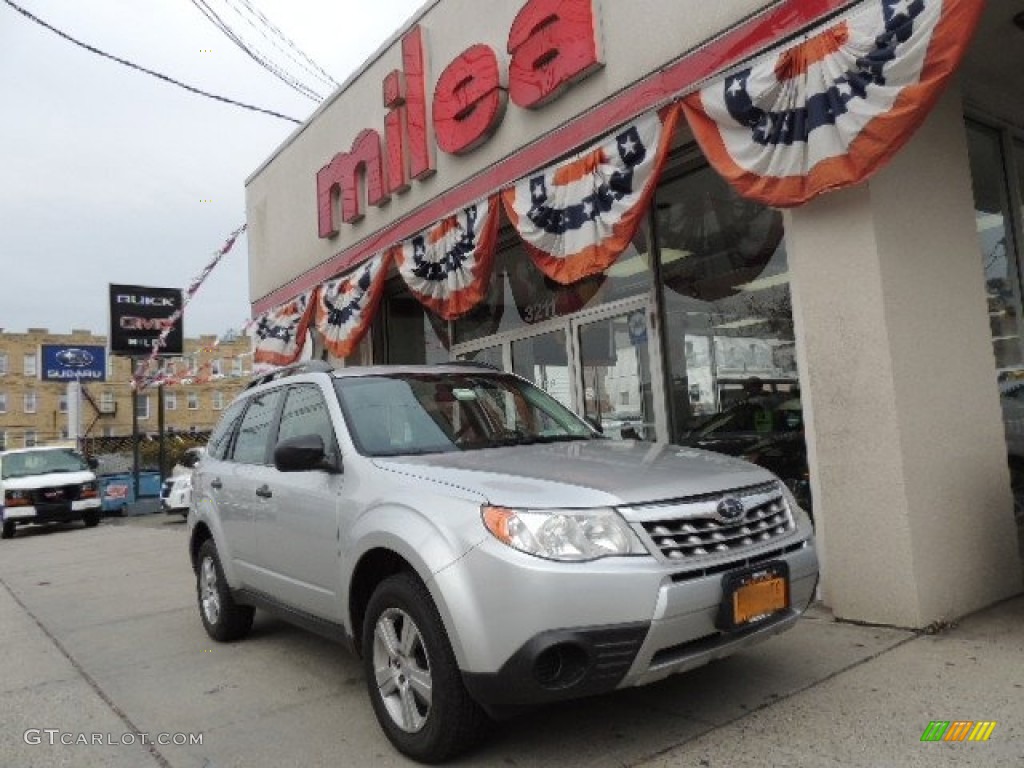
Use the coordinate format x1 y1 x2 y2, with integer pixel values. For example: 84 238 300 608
0 0 423 338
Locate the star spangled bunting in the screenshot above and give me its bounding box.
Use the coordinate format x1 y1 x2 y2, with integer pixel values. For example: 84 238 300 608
253 290 316 366
502 106 680 285
314 252 391 358
680 0 984 207
393 195 500 320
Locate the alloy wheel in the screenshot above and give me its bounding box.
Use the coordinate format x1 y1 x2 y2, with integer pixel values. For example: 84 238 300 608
372 607 433 733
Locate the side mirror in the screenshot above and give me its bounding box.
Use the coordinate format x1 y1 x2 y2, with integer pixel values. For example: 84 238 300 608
87 457 99 470
274 434 341 474
585 416 604 434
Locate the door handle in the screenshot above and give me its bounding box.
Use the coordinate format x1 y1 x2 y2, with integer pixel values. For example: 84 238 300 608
255 484 273 499
210 478 223 490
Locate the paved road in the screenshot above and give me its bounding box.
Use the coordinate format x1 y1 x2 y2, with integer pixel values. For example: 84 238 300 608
1 515 1022 767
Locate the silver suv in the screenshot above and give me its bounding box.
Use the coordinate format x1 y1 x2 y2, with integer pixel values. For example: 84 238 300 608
188 362 818 762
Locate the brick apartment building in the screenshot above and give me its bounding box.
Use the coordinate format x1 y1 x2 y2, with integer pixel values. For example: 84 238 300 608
0 328 253 450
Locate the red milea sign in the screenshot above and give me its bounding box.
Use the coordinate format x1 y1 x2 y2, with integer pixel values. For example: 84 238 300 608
317 0 603 238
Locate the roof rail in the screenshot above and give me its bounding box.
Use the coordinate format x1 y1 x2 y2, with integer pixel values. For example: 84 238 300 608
245 359 334 390
439 359 500 370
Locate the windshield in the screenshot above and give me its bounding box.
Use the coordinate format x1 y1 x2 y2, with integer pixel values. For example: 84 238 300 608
334 372 596 457
1 449 91 479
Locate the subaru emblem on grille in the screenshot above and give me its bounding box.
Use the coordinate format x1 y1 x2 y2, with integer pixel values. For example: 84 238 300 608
716 496 744 523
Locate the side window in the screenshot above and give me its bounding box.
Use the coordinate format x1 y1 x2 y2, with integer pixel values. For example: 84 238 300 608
207 398 247 460
231 390 284 465
277 385 339 459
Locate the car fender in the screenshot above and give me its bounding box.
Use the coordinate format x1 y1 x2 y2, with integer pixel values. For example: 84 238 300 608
342 495 487 666
188 496 242 587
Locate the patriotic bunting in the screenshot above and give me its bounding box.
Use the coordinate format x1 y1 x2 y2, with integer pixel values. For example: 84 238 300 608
393 196 500 320
502 107 680 285
314 252 391 359
681 0 984 208
253 290 316 366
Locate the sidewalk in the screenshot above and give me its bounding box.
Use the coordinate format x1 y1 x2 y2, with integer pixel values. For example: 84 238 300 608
0 519 1021 767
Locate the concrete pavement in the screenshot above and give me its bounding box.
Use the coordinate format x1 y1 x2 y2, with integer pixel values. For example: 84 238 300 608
0 515 1021 767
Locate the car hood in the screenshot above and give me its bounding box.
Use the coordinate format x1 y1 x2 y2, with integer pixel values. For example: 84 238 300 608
373 440 773 508
2 470 95 490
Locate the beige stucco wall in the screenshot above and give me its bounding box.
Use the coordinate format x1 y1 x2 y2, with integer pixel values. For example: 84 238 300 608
245 0 779 304
785 84 1022 627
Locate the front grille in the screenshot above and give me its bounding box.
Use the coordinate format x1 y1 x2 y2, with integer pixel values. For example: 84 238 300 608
638 482 794 561
31 484 80 504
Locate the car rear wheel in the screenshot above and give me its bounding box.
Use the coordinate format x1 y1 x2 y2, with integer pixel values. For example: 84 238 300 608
1 521 14 539
197 539 254 642
362 572 488 763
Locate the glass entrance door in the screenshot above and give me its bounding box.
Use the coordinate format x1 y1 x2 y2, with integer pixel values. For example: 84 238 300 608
574 304 660 440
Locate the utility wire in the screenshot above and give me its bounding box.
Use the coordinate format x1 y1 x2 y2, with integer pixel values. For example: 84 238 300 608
2 0 302 124
228 0 338 90
189 0 324 102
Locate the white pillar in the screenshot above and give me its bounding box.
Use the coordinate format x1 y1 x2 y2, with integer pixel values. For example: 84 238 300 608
785 83 1022 627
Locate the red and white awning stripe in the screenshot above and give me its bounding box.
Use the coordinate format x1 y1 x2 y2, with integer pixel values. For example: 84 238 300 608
681 0 983 208
253 291 316 367
502 107 680 285
393 195 500 320
314 252 391 359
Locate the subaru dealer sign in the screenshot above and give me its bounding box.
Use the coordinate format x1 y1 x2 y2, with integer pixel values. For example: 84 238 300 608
109 284 184 356
40 345 107 382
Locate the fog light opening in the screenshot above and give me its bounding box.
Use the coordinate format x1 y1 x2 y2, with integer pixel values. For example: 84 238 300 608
533 643 588 689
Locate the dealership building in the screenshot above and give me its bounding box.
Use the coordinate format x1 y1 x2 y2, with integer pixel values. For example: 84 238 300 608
244 0 1023 628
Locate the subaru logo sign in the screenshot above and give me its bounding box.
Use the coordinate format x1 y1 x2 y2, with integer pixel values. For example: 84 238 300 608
716 496 745 523
55 348 94 368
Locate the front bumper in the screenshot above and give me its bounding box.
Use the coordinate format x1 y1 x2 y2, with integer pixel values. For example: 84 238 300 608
436 533 818 715
2 498 102 524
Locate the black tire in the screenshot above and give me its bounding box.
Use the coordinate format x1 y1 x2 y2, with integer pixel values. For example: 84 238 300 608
362 572 489 763
83 511 100 528
1 520 14 539
196 539 254 642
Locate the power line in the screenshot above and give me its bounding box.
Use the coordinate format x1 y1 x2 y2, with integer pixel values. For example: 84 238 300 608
189 0 324 102
227 0 338 90
2 0 302 124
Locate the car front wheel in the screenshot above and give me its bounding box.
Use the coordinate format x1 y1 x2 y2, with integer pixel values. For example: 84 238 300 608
362 572 488 763
196 539 254 642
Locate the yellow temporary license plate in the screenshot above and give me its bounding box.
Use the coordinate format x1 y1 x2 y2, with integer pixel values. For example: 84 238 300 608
732 576 788 625
717 562 790 631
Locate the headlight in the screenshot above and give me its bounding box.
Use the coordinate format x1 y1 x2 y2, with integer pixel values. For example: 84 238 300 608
4 490 31 507
482 505 647 561
80 481 98 498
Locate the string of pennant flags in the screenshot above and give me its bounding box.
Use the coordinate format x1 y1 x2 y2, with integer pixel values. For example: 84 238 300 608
237 0 980 369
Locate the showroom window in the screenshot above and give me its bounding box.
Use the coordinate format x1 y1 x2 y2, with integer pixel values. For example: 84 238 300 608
966 120 1024 373
654 162 797 435
377 280 450 365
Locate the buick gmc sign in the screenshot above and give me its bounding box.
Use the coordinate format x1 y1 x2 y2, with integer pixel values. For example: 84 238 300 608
40 345 107 382
108 284 184 356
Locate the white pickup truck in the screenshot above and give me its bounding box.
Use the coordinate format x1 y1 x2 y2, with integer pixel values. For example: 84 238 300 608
0 446 102 539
